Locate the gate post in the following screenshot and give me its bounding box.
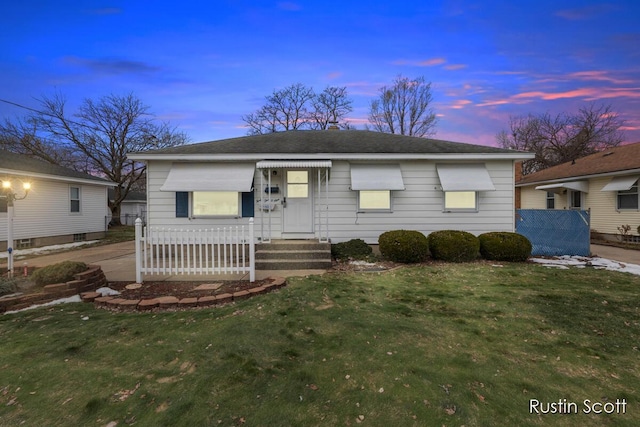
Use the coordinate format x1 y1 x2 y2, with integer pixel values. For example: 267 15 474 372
135 218 143 283
249 217 255 282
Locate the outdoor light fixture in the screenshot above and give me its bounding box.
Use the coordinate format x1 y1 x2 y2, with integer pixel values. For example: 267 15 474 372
1 179 31 278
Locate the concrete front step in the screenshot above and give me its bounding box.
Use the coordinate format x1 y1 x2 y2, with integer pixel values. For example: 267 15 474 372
256 259 333 270
255 250 332 260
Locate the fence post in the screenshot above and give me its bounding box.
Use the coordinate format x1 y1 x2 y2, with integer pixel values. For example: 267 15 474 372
135 218 143 283
249 217 255 282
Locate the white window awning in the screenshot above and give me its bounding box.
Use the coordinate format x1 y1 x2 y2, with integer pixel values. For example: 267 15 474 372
256 160 332 169
160 163 255 192
436 164 496 191
601 175 639 192
535 181 589 194
350 163 405 190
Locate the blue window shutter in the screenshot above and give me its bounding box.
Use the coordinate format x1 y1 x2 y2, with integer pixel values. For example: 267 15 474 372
241 191 254 217
176 192 189 217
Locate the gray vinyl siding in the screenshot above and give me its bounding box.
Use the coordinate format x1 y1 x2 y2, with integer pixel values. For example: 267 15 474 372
147 159 517 243
0 178 109 243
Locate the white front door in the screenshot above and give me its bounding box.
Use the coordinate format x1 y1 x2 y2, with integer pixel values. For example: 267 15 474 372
283 170 313 233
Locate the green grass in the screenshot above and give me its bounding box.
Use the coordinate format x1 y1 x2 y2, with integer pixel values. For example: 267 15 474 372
103 225 135 243
1 263 639 426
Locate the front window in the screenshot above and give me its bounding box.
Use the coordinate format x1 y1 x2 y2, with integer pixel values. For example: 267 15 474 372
193 191 239 216
618 181 639 210
546 192 555 209
444 191 477 211
359 190 391 210
70 186 81 213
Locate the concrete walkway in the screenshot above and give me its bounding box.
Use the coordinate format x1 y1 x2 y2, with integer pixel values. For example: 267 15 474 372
590 244 639 265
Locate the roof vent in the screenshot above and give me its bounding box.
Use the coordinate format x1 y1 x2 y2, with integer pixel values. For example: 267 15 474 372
602 152 614 157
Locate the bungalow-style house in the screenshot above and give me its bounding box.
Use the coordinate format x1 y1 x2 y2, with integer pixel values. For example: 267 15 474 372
0 149 115 251
516 142 640 242
128 130 533 247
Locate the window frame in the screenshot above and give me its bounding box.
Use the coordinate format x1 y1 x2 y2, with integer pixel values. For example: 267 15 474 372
569 190 582 210
70 186 81 214
443 191 478 212
617 180 639 210
546 191 555 209
357 190 392 212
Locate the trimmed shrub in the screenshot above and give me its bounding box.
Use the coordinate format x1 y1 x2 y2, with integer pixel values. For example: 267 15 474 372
31 261 88 287
331 239 373 260
479 232 532 262
428 230 479 262
378 230 429 263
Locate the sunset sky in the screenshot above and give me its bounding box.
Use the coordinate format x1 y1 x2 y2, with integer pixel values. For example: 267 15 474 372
2 0 639 146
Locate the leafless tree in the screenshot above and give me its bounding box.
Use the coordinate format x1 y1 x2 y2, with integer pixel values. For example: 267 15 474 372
309 86 353 130
497 103 625 175
243 83 315 134
0 92 189 224
367 75 438 137
242 84 353 134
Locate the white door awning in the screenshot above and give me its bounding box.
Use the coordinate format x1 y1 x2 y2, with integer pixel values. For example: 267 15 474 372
160 163 255 192
350 163 405 190
535 181 589 194
256 160 332 169
601 175 639 192
436 164 496 191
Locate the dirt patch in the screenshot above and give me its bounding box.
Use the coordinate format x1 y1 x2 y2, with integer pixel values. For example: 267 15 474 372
106 279 273 300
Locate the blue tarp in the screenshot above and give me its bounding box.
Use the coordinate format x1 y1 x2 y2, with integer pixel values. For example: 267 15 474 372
516 209 591 256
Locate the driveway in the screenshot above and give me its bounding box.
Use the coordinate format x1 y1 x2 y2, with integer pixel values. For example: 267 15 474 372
10 241 137 282
590 244 639 265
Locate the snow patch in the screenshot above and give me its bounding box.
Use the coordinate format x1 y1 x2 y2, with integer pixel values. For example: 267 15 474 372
531 256 640 276
0 240 100 259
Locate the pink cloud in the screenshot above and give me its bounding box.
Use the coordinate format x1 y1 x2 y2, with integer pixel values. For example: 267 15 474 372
449 100 473 109
326 71 342 80
444 64 467 70
418 58 446 66
568 70 634 84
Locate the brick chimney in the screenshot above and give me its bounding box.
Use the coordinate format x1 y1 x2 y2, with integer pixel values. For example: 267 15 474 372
514 161 523 209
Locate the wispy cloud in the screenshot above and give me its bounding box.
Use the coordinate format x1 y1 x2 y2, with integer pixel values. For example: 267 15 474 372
62 56 161 75
555 4 616 20
277 2 302 11
392 57 446 67
326 71 342 80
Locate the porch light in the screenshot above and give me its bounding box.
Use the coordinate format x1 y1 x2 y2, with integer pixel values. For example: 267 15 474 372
2 179 32 277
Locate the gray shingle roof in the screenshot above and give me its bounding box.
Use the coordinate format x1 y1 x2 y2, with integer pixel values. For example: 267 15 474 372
0 149 112 183
131 130 522 156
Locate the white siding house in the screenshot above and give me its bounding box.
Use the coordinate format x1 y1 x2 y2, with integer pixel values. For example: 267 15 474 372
517 142 640 241
128 130 533 244
0 150 115 251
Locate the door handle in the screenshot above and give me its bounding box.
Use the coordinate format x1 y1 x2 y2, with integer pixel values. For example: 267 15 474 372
282 197 287 208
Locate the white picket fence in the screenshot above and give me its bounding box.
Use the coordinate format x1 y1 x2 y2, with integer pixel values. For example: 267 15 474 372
134 218 255 283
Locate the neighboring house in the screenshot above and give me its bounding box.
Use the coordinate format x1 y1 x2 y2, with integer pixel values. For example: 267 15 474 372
0 149 116 250
516 142 640 241
108 188 147 225
128 130 533 244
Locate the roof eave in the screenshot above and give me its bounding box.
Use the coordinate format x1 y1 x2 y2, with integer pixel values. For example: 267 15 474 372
0 168 117 187
128 152 535 161
516 167 640 187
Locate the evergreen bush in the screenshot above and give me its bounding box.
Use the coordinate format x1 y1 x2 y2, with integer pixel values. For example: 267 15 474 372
331 239 373 260
378 230 429 263
479 232 532 262
428 230 479 262
31 261 88 287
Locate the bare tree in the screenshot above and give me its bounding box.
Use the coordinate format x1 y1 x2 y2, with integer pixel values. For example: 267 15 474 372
309 86 353 130
367 75 438 137
497 103 625 175
243 83 315 135
0 92 189 224
242 84 353 134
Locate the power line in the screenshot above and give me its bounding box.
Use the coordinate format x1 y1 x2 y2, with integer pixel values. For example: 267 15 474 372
0 97 103 132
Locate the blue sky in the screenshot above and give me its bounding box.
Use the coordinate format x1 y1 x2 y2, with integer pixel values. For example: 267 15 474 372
2 0 639 146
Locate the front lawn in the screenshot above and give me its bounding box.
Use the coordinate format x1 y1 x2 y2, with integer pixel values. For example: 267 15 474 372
0 262 638 426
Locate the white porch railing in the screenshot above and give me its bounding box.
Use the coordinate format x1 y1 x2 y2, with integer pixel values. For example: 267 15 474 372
134 218 255 283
